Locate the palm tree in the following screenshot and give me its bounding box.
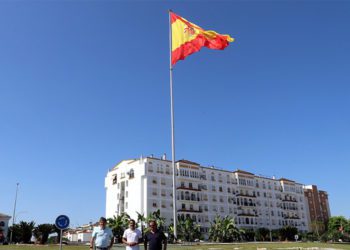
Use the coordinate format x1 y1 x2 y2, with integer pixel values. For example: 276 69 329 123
146 209 166 231
279 226 298 241
256 227 270 241
107 212 130 243
136 212 146 237
33 224 55 244
209 216 240 242
10 221 35 243
209 215 222 242
177 217 201 242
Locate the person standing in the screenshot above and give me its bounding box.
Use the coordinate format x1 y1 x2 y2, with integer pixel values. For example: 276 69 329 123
90 217 114 250
122 219 142 250
144 220 167 250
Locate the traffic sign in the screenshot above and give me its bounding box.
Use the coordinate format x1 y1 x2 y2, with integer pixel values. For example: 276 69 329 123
55 215 70 230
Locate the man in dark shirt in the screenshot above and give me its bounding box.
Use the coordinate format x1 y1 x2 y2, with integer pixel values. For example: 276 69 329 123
144 220 167 250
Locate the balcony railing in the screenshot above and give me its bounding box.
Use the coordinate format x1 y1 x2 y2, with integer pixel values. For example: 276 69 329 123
177 186 201 192
177 209 202 213
237 213 258 217
236 193 257 198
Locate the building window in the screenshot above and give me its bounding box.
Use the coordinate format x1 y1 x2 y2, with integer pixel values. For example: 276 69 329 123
129 169 134 179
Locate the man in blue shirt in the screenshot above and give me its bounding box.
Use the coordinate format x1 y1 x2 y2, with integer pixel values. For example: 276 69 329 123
90 217 114 250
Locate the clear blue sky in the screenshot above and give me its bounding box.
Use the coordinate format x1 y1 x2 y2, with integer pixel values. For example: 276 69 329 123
1 1 349 226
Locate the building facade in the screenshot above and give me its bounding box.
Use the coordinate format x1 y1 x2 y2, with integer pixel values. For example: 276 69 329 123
0 213 11 243
105 156 328 234
304 185 331 233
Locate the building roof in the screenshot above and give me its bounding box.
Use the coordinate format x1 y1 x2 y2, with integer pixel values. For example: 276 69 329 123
111 159 136 170
279 178 296 183
233 169 255 176
0 213 11 219
177 159 200 166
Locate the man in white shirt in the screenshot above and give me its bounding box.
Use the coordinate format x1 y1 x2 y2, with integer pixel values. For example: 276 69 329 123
122 219 142 250
90 217 114 250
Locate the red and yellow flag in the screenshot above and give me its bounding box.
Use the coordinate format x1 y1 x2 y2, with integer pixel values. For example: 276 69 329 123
171 11 234 66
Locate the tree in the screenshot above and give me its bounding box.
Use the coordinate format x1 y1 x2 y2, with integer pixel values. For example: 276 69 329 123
176 217 201 242
209 215 241 242
107 212 130 242
242 228 255 241
33 224 55 244
325 216 350 242
271 229 280 241
279 226 298 241
9 221 35 243
136 212 146 238
328 216 349 233
255 227 270 241
146 209 166 231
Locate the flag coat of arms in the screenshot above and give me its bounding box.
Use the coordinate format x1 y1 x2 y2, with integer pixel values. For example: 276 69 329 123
170 11 234 66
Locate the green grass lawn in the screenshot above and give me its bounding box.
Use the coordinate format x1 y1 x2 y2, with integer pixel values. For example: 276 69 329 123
1 242 350 250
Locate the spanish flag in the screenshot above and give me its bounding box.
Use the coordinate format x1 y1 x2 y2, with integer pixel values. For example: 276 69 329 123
171 11 234 66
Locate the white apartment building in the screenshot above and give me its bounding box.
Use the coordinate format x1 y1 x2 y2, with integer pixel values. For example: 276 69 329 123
105 155 310 234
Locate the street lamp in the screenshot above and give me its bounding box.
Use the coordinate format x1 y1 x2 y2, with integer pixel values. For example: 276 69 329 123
9 183 19 244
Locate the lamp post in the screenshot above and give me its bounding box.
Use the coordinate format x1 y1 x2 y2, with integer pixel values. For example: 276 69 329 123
10 183 19 244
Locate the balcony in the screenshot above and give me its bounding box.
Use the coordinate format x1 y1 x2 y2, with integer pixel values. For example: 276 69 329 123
284 215 300 219
179 197 200 202
237 203 256 208
177 186 201 192
282 199 297 202
236 193 257 198
177 208 202 213
282 206 298 211
237 213 257 217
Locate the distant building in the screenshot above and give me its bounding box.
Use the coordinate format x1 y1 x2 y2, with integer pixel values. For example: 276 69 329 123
105 155 328 234
0 213 11 243
64 229 92 243
304 185 331 233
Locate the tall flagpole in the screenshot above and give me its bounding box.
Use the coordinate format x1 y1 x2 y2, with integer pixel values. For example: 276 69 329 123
168 9 177 241
10 182 19 244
